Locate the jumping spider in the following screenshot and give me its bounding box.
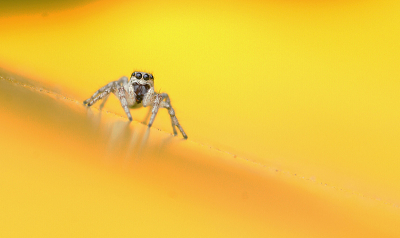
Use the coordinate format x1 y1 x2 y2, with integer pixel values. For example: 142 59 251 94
83 71 188 139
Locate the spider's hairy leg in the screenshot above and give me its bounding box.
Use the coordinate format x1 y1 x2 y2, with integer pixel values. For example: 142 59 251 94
142 87 154 107
141 87 155 123
83 82 115 106
83 76 128 107
160 93 187 139
148 94 162 128
116 85 133 121
99 93 110 110
160 93 177 136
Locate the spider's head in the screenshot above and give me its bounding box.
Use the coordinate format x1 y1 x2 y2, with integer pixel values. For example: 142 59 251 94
130 71 154 103
130 71 154 86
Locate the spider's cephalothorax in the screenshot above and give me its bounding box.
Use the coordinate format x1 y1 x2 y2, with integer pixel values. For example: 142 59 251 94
131 71 153 103
83 71 187 139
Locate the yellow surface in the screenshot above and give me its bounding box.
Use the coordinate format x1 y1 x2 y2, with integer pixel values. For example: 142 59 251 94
0 0 399 237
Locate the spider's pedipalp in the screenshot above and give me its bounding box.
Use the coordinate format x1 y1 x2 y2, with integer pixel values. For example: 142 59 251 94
142 87 154 107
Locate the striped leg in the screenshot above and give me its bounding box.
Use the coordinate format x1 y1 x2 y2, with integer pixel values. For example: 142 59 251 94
160 93 178 136
87 87 113 106
148 94 162 127
116 85 133 121
99 93 110 110
84 81 116 106
160 93 187 139
83 76 128 107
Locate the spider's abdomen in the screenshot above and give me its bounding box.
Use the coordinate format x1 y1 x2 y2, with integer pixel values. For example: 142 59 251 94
133 83 150 103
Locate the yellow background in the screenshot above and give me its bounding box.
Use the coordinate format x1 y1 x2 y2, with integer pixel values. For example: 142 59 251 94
0 0 399 237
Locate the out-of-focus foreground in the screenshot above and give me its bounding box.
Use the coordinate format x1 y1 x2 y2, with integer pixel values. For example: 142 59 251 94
0 70 399 238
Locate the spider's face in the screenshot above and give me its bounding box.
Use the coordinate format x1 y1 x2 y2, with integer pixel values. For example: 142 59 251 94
130 71 154 103
130 71 154 85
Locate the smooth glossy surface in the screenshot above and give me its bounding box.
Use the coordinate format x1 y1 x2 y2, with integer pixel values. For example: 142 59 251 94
0 0 399 237
0 69 399 238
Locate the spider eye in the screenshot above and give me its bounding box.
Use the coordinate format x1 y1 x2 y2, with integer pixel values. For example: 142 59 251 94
136 72 142 79
131 72 136 77
150 74 154 79
143 73 149 80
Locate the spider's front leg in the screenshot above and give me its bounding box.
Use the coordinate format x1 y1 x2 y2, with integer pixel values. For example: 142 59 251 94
116 85 133 121
160 93 178 136
83 81 115 106
145 92 187 139
147 94 163 128
160 93 187 139
83 76 128 107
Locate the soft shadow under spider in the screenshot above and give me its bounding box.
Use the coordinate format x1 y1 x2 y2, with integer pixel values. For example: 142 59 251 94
137 127 151 157
141 106 152 124
157 136 174 156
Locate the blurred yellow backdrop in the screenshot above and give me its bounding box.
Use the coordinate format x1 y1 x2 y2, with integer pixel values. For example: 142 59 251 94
0 0 399 237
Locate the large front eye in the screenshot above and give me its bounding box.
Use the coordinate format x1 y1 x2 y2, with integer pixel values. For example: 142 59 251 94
136 72 142 79
143 73 149 81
